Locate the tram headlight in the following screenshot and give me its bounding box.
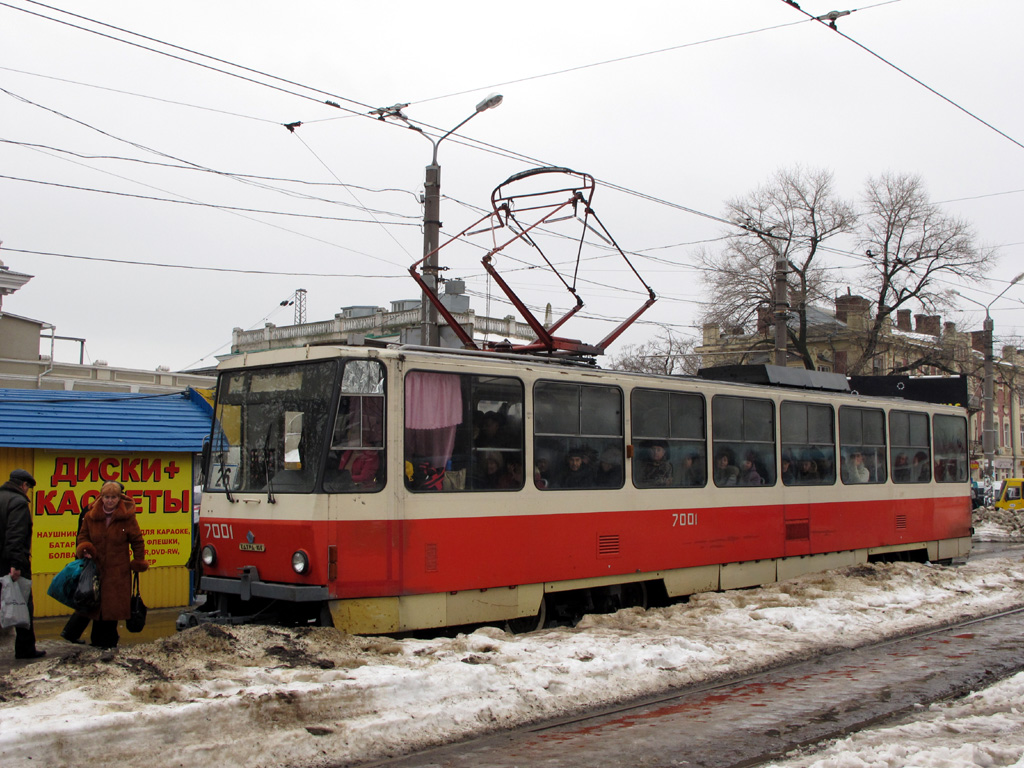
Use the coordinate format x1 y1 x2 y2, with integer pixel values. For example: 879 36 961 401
201 545 217 567
291 550 310 575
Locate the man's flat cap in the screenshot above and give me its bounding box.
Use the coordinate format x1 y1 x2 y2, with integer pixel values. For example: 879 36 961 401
9 469 36 487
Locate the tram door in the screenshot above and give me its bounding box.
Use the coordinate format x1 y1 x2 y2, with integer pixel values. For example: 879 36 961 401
780 400 834 558
326 359 398 592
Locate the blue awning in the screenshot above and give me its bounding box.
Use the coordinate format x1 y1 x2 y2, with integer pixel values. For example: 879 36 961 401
0 388 213 452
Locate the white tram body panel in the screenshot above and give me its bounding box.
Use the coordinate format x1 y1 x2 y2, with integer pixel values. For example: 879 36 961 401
195 346 971 634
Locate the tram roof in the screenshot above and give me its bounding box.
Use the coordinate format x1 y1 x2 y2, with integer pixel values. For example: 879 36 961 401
696 364 850 392
0 387 213 452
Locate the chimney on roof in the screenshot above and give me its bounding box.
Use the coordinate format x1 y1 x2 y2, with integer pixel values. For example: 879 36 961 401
702 323 720 346
896 309 912 331
914 314 941 337
756 305 772 335
834 293 870 330
971 330 988 353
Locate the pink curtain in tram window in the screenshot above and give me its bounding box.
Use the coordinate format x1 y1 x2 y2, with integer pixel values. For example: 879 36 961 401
404 371 462 467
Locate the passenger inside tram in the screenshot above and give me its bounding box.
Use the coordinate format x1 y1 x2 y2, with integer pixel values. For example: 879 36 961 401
893 453 911 482
679 451 705 487
843 450 870 483
534 454 553 489
639 441 674 487
714 450 740 486
739 452 764 486
780 453 796 484
560 446 595 488
797 457 820 483
593 447 623 488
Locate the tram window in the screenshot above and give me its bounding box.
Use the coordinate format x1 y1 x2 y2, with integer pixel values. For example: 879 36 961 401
838 406 886 484
711 396 775 487
404 371 524 492
207 360 338 495
324 359 386 493
932 414 969 483
889 410 931 483
535 381 624 490
781 402 835 486
631 389 706 488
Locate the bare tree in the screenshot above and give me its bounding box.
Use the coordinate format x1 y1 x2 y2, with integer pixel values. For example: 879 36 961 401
847 172 996 375
699 167 857 369
607 329 700 376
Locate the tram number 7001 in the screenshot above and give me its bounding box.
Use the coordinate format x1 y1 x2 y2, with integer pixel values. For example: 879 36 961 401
672 512 697 527
204 523 235 540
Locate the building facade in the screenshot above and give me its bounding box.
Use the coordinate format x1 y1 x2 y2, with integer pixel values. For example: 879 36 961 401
231 282 538 356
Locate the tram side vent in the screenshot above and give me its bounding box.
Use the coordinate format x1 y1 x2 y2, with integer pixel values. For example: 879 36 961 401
425 543 438 572
785 522 810 541
895 515 908 530
598 534 620 557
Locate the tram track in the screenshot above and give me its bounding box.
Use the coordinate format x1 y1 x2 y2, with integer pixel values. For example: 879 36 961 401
353 602 1024 768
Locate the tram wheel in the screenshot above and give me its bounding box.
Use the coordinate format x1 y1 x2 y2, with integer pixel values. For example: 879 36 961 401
620 581 649 610
505 596 547 634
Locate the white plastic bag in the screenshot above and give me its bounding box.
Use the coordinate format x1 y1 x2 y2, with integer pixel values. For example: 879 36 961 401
0 574 31 629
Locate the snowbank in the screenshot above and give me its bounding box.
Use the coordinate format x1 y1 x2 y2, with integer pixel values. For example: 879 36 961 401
3 553 1024 768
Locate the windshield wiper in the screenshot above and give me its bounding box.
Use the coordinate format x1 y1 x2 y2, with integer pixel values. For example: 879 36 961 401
216 451 237 503
263 426 277 505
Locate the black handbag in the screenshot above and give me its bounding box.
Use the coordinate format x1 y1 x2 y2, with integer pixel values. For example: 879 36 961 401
73 558 100 611
126 572 147 633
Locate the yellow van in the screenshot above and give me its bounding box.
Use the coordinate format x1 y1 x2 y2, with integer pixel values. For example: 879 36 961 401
995 478 1024 510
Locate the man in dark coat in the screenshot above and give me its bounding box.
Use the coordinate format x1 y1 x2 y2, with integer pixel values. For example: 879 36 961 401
0 468 44 659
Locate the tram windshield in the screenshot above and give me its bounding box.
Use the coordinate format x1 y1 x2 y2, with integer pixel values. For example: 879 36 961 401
207 360 338 494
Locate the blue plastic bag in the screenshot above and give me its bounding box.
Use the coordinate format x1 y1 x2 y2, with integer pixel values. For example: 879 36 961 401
47 557 87 609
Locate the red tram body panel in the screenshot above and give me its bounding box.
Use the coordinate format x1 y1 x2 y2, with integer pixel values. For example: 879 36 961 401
193 346 972 634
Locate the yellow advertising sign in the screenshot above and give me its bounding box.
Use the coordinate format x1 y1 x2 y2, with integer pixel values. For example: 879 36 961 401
31 451 193 573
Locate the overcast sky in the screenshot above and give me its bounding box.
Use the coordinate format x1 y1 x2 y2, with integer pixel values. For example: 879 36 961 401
2 1 1023 371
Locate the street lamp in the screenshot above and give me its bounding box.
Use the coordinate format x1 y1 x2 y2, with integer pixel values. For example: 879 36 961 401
955 271 1024 490
415 94 503 346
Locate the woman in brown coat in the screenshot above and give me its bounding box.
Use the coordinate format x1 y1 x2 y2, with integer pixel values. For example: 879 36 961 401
75 481 148 648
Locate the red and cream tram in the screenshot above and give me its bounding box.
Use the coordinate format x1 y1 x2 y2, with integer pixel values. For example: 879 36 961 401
191 344 972 634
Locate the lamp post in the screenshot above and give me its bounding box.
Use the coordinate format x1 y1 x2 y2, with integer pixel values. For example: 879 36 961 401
955 271 1024 491
416 94 503 346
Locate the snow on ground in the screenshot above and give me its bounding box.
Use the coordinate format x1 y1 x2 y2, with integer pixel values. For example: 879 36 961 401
972 505 1024 542
2 520 1024 768
764 669 1024 768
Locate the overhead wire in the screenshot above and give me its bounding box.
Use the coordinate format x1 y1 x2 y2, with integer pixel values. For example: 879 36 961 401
0 139 420 198
0 64 281 124
779 0 1024 152
5 139 415 266
287 132 417 261
0 87 419 219
1 173 421 225
0 0 894 255
4 0 1020 332
397 19 812 107
2 246 411 278
5 0 1015 249
1 0 373 115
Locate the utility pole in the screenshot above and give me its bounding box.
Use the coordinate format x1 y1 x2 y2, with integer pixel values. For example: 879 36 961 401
421 162 442 346
955 271 1024 494
982 312 995 486
417 94 503 347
